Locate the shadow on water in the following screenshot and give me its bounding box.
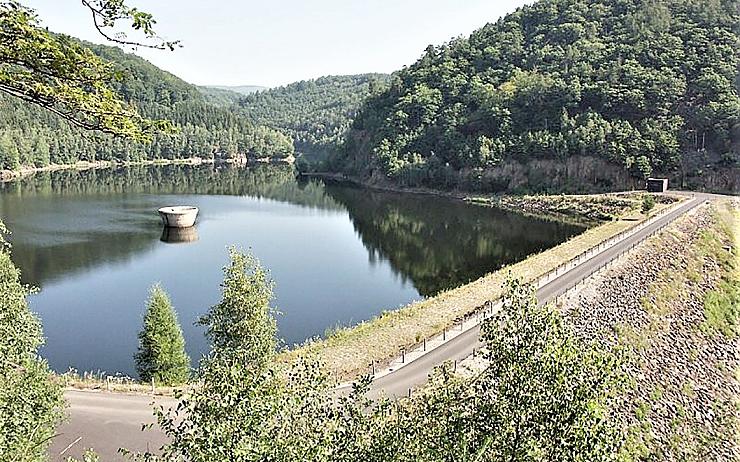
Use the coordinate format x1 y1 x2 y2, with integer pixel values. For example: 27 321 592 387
322 182 588 297
0 164 588 374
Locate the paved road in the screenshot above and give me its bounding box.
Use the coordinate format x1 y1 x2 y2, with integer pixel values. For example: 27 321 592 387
49 193 710 461
50 391 173 461
367 194 707 398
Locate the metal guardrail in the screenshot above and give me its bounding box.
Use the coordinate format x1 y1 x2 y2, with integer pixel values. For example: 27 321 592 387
359 198 699 391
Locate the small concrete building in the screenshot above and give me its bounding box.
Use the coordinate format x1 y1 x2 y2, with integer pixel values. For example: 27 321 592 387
646 178 669 193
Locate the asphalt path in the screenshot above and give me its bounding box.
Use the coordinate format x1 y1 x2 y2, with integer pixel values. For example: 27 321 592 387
367 194 706 399
50 391 172 461
49 192 710 461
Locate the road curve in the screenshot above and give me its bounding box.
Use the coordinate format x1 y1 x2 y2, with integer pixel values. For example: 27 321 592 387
49 193 710 461
50 390 173 461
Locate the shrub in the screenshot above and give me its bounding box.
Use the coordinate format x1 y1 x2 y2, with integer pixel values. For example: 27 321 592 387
134 284 190 385
642 194 656 214
0 222 63 461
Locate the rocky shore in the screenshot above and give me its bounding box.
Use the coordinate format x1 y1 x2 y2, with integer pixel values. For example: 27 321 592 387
561 200 739 460
478 192 680 223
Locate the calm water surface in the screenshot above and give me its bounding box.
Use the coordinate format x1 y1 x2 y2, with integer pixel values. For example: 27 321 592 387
0 165 586 375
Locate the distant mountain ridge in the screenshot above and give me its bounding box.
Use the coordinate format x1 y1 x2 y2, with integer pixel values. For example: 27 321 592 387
206 85 268 95
237 74 391 164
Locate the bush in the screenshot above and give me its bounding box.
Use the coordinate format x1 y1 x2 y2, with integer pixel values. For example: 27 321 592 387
0 222 63 461
129 274 624 461
134 284 190 385
642 194 656 214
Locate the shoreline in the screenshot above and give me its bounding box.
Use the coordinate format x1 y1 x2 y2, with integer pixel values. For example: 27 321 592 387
30 169 674 392
304 171 654 225
0 155 295 183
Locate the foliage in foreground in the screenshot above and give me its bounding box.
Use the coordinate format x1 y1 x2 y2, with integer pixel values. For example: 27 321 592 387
0 222 63 461
0 0 170 141
129 269 624 461
135 284 191 386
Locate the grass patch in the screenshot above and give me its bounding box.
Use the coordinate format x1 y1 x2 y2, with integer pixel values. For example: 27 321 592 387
699 201 739 338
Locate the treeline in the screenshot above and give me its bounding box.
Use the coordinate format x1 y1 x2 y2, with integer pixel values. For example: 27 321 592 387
331 0 739 192
0 42 294 171
238 74 390 163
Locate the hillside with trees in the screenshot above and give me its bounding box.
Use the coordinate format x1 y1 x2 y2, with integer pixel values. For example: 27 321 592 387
197 86 246 106
238 74 390 163
330 0 739 193
207 85 267 95
0 41 293 171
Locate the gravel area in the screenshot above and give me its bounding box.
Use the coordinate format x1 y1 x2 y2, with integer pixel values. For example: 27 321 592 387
457 199 738 459
561 200 739 460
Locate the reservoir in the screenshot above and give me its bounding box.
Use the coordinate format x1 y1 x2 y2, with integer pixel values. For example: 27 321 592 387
0 164 586 375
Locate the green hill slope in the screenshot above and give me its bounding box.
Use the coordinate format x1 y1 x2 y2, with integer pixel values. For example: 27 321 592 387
0 41 293 170
238 74 390 163
197 86 247 106
208 85 267 95
331 0 739 193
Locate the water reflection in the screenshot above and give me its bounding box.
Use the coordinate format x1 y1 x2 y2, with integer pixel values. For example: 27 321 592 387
160 226 199 244
0 163 588 297
0 164 587 374
324 183 587 296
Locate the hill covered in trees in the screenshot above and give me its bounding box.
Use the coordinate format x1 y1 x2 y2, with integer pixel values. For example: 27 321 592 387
0 42 293 171
330 0 739 193
238 74 390 163
197 86 246 106
207 85 267 95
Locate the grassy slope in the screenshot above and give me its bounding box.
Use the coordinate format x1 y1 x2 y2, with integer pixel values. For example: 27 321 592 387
284 196 677 380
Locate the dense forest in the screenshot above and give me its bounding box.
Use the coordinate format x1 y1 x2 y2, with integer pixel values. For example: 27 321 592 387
238 74 390 163
0 42 294 171
331 0 739 193
196 86 246 106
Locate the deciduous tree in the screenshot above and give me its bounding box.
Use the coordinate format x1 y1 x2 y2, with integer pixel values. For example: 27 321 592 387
0 222 63 461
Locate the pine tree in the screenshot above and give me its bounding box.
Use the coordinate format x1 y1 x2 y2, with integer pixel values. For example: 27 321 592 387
135 284 190 385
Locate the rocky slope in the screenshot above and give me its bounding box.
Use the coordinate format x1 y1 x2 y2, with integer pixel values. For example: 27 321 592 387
561 200 739 460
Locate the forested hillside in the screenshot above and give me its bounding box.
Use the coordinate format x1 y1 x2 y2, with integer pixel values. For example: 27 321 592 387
239 74 390 163
197 86 245 106
331 0 739 193
208 85 267 95
0 42 293 171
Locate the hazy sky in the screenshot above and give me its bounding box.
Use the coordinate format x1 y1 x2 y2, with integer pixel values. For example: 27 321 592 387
25 0 531 87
